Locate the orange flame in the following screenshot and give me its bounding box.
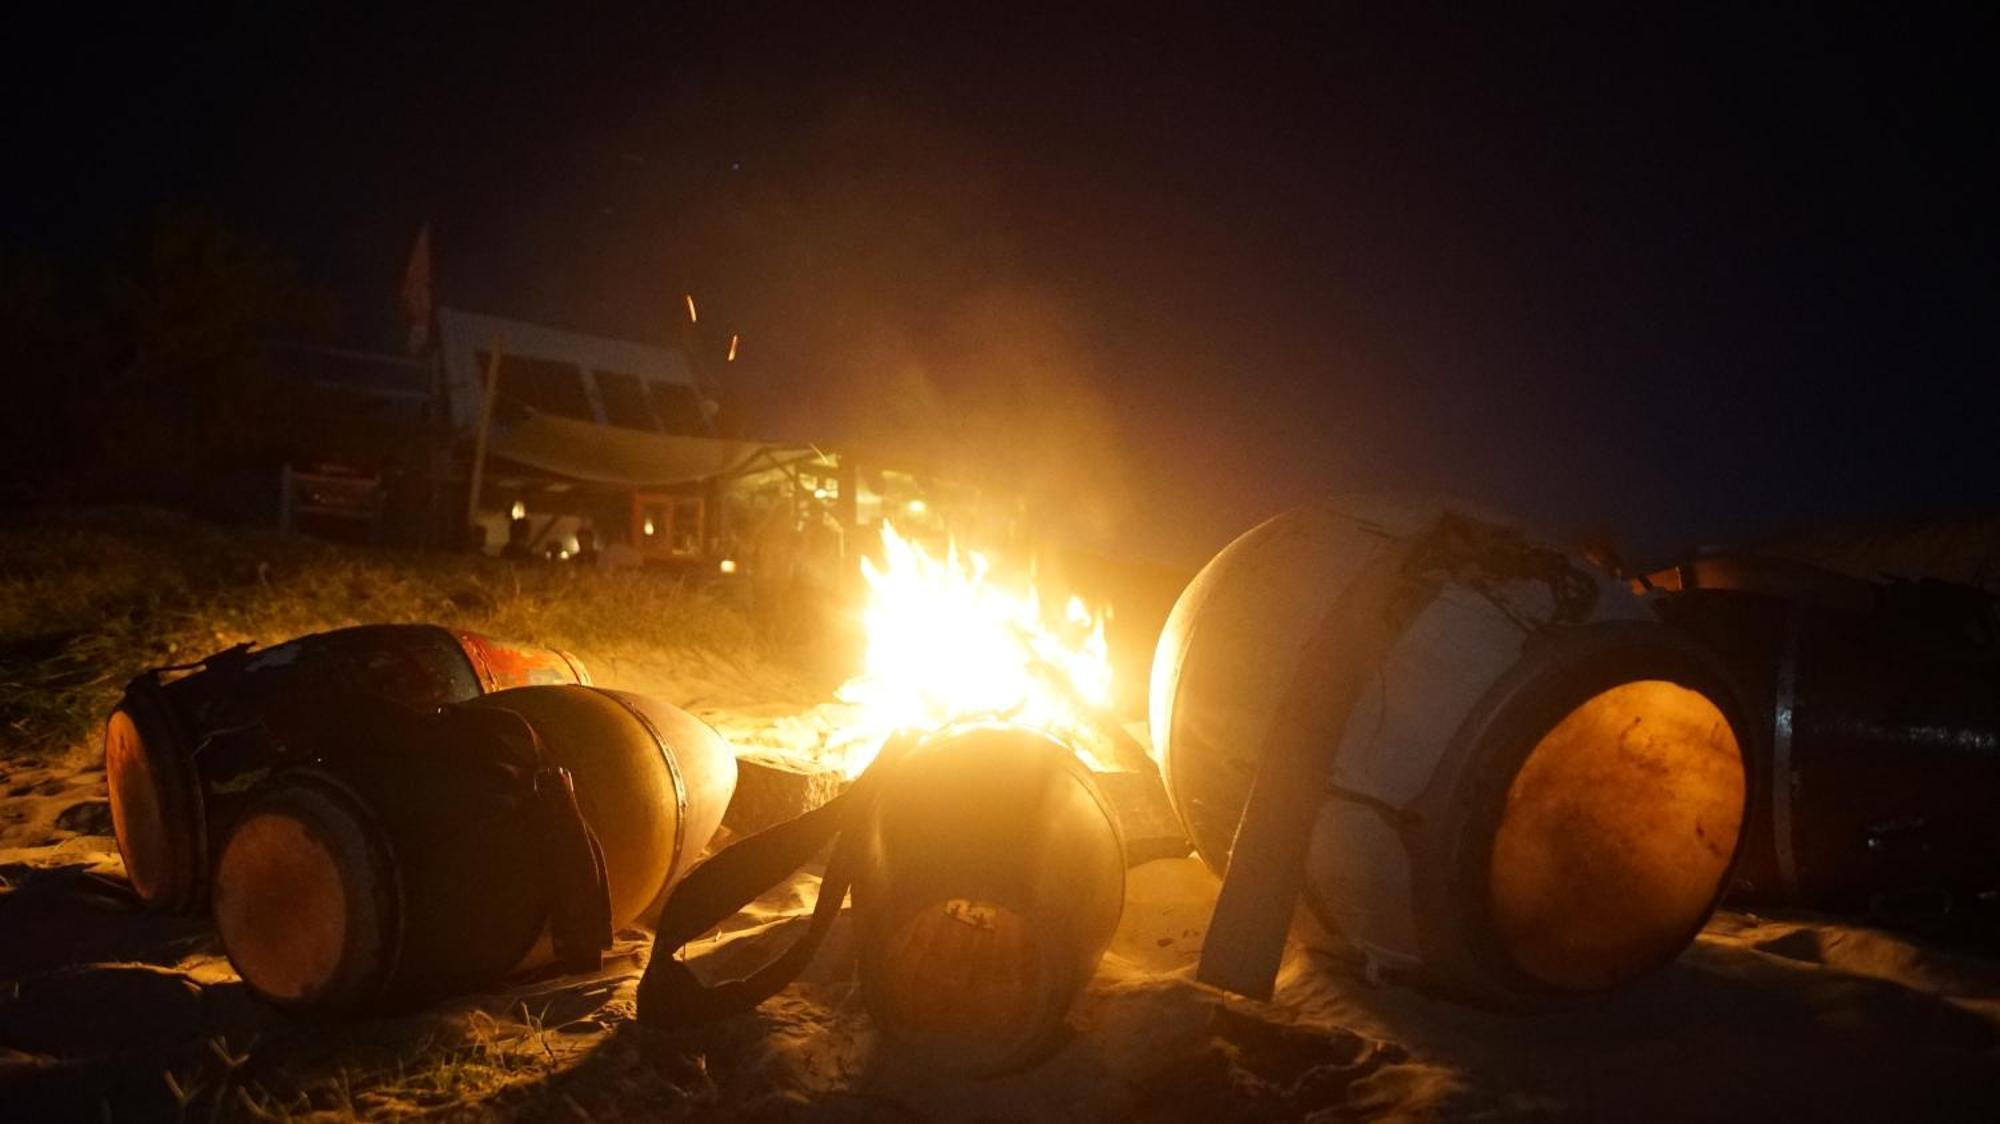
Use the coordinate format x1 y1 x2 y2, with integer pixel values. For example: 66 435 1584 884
826 522 1114 777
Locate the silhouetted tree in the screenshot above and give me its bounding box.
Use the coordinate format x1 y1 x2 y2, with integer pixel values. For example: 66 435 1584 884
0 253 103 498
89 208 335 499
0 208 335 504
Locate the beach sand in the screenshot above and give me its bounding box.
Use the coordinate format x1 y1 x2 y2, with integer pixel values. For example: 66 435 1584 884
5 671 2000 1121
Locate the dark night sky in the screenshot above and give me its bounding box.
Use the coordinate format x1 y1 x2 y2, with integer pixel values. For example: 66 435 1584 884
5 5 1993 564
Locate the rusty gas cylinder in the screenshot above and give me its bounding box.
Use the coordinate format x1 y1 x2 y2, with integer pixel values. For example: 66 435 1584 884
210 685 736 1012
852 722 1125 1075
104 624 589 912
1653 554 2000 926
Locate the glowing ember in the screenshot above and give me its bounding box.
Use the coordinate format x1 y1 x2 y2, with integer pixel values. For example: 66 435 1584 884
826 522 1115 777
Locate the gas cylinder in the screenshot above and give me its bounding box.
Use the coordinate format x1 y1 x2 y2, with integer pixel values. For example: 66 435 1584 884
104 624 590 912
1152 499 1749 1007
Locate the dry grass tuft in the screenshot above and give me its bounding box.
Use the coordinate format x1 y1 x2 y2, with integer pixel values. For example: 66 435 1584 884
150 1006 576 1123
0 507 763 758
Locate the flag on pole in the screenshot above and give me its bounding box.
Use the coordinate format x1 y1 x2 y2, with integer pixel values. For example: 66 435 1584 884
400 221 433 355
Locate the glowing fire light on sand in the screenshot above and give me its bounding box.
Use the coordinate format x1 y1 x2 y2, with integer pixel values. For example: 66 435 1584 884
826 522 1116 777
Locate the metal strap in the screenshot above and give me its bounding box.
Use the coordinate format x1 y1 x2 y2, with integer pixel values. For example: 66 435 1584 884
1771 606 1802 899
599 691 690 885
1196 535 1419 1000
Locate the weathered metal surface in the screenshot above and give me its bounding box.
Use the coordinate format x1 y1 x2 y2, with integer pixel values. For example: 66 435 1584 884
105 625 588 912
451 629 591 691
853 722 1125 1075
1662 567 2000 920
1154 500 1749 1008
212 685 736 1012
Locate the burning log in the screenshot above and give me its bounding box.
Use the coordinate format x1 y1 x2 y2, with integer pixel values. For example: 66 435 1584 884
1013 642 1191 864
1152 500 1749 1008
828 521 1121 775
714 514 1187 860
103 625 589 912
634 518 1177 1064
721 738 1186 867
1014 634 1154 775
210 685 735 1012
723 753 850 837
1088 769 1189 865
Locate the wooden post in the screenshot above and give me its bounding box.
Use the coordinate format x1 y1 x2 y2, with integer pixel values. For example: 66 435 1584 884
278 464 296 537
423 337 451 549
462 349 503 541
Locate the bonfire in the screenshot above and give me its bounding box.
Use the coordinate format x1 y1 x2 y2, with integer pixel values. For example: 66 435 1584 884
816 521 1124 778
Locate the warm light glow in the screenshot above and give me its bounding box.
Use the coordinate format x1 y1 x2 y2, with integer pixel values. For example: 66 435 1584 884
719 558 738 574
825 522 1114 777
905 498 929 516
727 333 739 362
510 500 527 521
1489 678 1744 991
643 517 656 536
684 293 698 323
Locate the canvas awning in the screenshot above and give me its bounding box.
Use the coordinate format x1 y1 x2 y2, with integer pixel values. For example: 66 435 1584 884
487 411 815 488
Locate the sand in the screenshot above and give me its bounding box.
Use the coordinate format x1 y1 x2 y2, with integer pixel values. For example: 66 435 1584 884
6 678 2000 1121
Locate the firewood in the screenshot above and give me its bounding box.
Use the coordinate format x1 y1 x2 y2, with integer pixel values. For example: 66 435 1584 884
1088 767 1190 866
723 754 850 837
